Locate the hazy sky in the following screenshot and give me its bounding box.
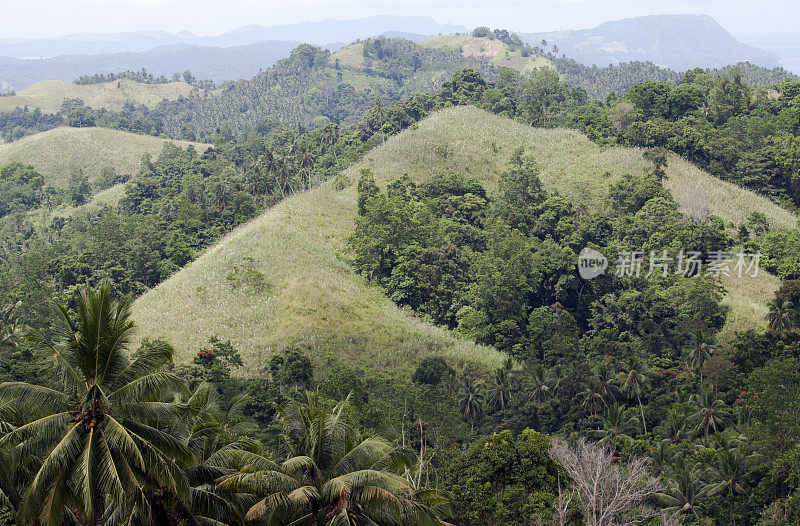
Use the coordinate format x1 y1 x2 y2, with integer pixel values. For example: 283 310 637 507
0 0 797 39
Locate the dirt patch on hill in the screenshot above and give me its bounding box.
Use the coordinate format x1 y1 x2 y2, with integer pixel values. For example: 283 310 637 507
462 37 504 58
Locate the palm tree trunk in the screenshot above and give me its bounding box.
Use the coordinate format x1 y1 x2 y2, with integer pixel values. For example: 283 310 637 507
637 394 647 433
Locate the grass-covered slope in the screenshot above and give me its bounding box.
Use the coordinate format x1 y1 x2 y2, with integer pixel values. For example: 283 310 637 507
420 35 553 74
131 183 506 375
132 106 793 372
349 107 795 228
0 79 199 113
0 126 209 187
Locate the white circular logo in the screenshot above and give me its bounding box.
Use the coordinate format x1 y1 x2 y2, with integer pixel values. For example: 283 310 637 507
578 247 608 280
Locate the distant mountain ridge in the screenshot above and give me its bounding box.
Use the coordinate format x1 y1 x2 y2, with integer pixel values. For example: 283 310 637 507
0 41 300 91
521 14 779 71
0 15 466 91
0 16 466 58
0 14 788 93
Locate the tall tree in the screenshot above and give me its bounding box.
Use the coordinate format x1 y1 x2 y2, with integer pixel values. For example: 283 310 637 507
486 368 512 414
766 296 796 337
620 356 651 433
704 449 753 526
458 378 485 433
689 387 726 444
688 329 714 381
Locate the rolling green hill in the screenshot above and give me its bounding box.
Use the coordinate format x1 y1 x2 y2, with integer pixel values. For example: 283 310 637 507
0 79 200 113
0 126 210 188
132 106 793 373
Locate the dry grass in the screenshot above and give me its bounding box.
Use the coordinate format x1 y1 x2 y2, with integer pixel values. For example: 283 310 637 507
461 37 505 58
718 269 778 343
664 157 796 229
490 53 553 75
329 43 366 69
132 106 795 372
419 35 473 52
0 79 199 113
344 106 645 208
0 126 209 188
420 36 554 75
132 183 506 375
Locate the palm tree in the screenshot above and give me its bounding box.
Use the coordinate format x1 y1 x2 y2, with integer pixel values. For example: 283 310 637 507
593 403 638 442
178 385 264 525
486 368 512 414
0 301 23 351
620 356 651 433
704 448 752 526
688 329 714 381
323 123 340 169
548 364 567 396
0 283 191 525
579 385 604 417
185 384 257 467
0 400 25 512
260 151 286 200
371 98 388 144
246 157 272 204
105 384 266 525
648 440 671 477
212 178 231 209
593 362 621 406
457 377 484 433
661 410 689 445
655 466 705 520
526 364 553 406
216 391 448 525
766 296 796 337
689 387 727 444
295 143 315 191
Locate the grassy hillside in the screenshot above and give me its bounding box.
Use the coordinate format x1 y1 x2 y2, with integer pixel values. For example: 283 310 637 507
26 182 130 228
420 35 553 74
329 42 367 69
131 184 506 376
418 35 473 52
0 79 198 113
132 106 793 372
0 126 210 187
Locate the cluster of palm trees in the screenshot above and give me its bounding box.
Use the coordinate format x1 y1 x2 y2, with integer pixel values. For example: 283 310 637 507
456 355 741 450
454 357 654 437
654 434 760 525
453 354 757 524
247 137 323 202
649 383 759 524
0 284 450 525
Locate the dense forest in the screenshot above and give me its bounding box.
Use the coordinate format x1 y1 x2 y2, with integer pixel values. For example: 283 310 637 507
1 27 800 526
